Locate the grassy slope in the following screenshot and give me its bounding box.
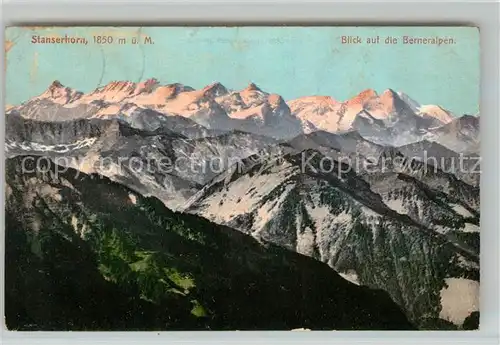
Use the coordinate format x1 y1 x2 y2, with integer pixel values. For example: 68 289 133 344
5 156 414 331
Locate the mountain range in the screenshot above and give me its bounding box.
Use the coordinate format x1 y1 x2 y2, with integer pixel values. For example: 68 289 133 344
8 79 479 151
4 79 480 331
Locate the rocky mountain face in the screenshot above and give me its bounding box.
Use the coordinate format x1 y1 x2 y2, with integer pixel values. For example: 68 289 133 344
287 130 384 158
184 150 479 328
350 90 447 147
5 114 283 210
5 114 198 210
424 115 480 154
288 88 455 146
285 130 386 173
5 78 480 331
396 140 480 187
285 130 479 188
5 156 414 331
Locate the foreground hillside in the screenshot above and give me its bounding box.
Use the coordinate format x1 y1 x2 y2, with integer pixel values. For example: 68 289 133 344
5 156 414 331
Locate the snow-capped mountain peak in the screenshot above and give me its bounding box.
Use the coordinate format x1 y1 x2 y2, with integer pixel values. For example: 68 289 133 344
267 94 286 108
346 89 378 105
397 91 421 113
202 81 229 98
244 82 262 92
35 80 83 104
418 104 454 124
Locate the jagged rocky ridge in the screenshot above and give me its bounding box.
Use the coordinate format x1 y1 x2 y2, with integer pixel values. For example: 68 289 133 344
5 156 414 330
183 149 480 328
5 114 283 210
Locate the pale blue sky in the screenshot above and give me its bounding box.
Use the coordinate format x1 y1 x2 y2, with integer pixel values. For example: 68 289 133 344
6 26 479 115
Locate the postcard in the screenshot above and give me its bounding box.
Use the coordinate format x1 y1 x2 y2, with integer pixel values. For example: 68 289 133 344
4 26 480 331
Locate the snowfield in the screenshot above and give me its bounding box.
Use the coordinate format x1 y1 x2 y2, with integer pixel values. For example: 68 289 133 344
439 278 479 326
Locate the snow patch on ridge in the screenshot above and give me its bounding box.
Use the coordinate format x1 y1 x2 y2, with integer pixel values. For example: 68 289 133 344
6 138 97 153
450 203 474 218
461 223 480 233
439 278 479 326
384 199 408 214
